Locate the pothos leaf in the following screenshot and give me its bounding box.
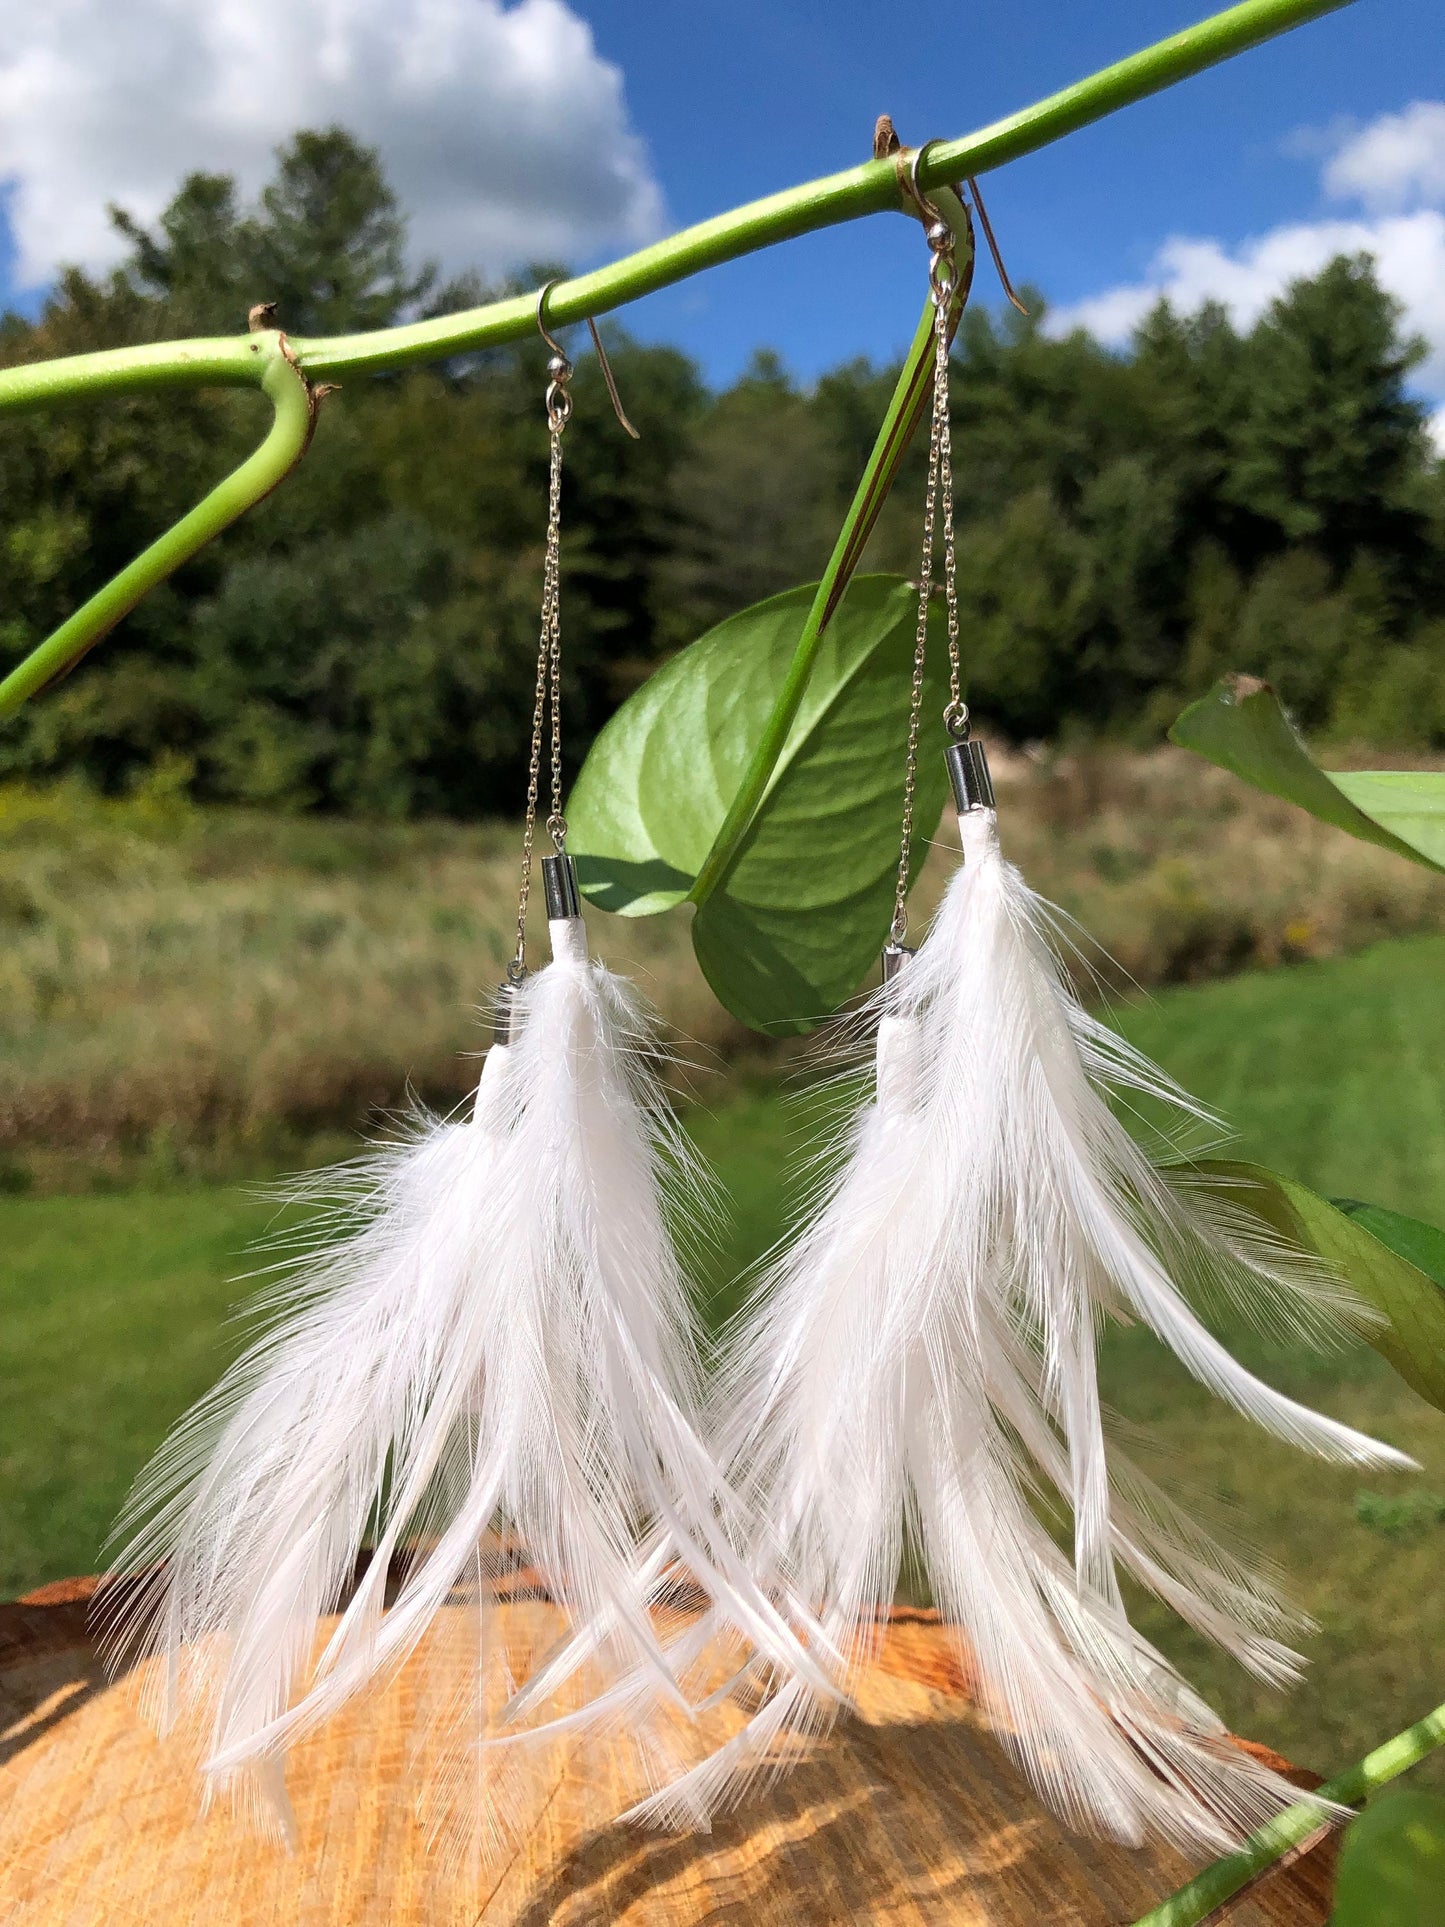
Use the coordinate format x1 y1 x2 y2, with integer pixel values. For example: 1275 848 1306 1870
1189 1160 1445 1414
1333 1200 1445 1294
1169 676 1445 874
1329 1792 1445 1927
567 576 948 1035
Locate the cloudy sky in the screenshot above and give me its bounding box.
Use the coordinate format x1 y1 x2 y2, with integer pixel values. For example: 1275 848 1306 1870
2 0 1443 436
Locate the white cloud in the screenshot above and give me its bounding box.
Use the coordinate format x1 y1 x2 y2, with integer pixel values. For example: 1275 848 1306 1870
1054 211 1445 395
1324 100 1445 211
1049 103 1445 406
0 0 663 293
1429 406 1445 459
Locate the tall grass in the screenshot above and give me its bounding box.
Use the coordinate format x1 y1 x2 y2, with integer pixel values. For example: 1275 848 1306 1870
3 746 1442 1185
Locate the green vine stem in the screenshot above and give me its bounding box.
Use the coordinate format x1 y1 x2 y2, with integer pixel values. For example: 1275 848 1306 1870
0 0 1353 714
0 0 1350 411
689 187 973 909
0 339 318 718
300 0 1347 382
1131 1697 1445 1927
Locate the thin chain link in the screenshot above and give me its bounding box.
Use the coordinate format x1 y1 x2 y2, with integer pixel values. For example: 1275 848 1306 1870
512 366 571 979
891 233 963 945
546 413 565 843
937 314 963 725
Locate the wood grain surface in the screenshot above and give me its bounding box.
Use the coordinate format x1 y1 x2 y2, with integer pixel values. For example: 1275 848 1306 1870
0 1578 1339 1927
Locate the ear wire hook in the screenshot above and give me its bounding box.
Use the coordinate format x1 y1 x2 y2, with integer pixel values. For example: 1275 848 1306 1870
897 139 949 229
535 281 641 439
584 316 640 439
535 280 571 364
898 145 1029 318
903 142 965 310
963 176 1029 317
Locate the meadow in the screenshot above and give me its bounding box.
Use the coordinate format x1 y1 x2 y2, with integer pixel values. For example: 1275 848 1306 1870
2 760 1443 1790
2 745 1443 1187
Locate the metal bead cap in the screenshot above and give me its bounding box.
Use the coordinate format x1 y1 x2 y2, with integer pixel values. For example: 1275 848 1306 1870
881 941 915 983
945 737 995 814
542 852 582 920
492 981 518 1045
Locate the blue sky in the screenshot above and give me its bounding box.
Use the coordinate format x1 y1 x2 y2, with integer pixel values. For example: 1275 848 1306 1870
2 0 1443 414
578 0 1445 384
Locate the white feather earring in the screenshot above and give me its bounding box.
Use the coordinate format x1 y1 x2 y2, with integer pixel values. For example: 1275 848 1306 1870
633 169 1414 1851
101 297 821 1848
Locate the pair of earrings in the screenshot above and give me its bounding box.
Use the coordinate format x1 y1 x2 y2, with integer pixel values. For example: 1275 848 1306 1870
104 183 1409 1857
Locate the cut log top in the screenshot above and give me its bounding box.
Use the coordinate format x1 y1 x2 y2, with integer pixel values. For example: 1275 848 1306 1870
0 1578 1336 1926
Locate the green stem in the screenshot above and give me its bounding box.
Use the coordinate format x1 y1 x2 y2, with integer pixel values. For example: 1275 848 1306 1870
0 0 1353 413
1131 1697 1445 1927
689 190 972 908
0 341 315 718
0 0 1354 720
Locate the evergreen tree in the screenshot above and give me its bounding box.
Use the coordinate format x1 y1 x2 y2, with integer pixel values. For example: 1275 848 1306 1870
4 138 1444 805
248 129 434 335
109 173 250 332
1223 255 1432 577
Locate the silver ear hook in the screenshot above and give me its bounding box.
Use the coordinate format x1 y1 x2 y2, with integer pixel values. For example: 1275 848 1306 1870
584 317 640 440
901 141 963 307
535 280 571 365
963 176 1029 318
900 146 1029 319
902 139 951 231
536 281 573 432
534 281 640 440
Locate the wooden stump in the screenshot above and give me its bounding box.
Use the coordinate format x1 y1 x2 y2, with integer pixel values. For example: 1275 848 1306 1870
1 1580 1337 1926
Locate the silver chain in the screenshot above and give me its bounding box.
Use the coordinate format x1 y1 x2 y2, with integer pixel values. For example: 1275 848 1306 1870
891 219 965 945
511 355 572 980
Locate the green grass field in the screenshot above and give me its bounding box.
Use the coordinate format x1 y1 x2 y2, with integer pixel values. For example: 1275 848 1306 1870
3 934 1443 1785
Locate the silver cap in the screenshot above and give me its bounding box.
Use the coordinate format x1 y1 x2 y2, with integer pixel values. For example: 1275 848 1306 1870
492 981 519 1045
542 852 582 920
881 942 914 983
945 737 995 813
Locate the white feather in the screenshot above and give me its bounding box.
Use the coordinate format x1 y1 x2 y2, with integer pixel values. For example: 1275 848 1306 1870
104 913 824 1845
634 806 1409 1850
100 1038 520 1842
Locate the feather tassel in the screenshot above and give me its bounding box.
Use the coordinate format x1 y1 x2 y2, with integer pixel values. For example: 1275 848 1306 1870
632 797 1412 1850
103 910 823 1845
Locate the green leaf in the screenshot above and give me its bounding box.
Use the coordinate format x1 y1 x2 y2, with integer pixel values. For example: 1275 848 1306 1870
1328 771 1445 869
1329 1792 1445 1926
1168 676 1445 874
1188 1160 1445 1414
568 576 948 1034
1333 1200 1445 1292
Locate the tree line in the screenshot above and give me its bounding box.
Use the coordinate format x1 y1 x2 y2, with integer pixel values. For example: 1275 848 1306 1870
2 128 1442 819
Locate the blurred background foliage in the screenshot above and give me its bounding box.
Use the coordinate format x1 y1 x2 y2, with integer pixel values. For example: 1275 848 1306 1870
3 126 1443 822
